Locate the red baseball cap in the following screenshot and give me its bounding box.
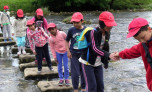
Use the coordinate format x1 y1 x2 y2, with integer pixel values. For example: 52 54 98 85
47 23 56 29
4 6 9 10
99 11 117 26
36 8 43 16
71 12 83 22
26 19 35 26
17 9 24 17
127 18 148 38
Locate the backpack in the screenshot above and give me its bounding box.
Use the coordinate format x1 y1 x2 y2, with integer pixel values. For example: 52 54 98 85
78 27 95 49
78 27 96 65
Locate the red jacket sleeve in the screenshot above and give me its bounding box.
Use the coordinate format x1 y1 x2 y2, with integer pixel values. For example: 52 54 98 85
119 43 141 59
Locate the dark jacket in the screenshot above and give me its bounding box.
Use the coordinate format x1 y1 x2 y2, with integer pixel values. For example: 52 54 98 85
81 27 110 68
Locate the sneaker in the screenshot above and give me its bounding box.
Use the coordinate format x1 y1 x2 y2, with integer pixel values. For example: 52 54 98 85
22 50 26 55
58 80 64 86
4 39 7 43
37 70 41 74
42 58 46 62
35 60 38 64
9 39 12 42
17 51 21 55
65 79 70 86
49 67 54 71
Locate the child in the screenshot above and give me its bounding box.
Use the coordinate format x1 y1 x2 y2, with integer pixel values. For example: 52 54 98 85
13 9 27 55
31 8 48 63
79 11 117 92
26 19 53 73
65 12 86 92
47 23 70 86
0 6 12 42
112 17 152 91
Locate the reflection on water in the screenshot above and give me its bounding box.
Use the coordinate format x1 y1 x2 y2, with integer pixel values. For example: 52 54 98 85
0 11 152 92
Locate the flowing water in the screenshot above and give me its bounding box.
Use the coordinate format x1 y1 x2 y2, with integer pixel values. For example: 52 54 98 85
0 11 152 92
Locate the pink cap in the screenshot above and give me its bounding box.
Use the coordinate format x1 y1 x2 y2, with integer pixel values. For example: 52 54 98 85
4 6 9 10
17 9 24 17
47 23 56 29
26 19 35 26
127 18 148 38
99 11 117 26
36 8 43 16
71 12 83 22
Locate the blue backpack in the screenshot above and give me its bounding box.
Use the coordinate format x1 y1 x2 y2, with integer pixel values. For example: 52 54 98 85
78 27 96 65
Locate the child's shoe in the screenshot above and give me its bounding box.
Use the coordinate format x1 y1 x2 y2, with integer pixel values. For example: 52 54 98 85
49 67 54 71
9 39 12 42
58 80 64 86
37 70 41 74
35 60 38 64
65 79 70 86
17 51 21 55
4 39 7 43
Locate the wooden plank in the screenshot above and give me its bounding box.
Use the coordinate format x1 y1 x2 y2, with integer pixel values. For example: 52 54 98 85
37 80 72 92
24 66 59 79
19 59 56 71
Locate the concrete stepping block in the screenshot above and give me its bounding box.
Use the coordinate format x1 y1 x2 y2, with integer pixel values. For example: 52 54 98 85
19 54 35 64
37 80 72 92
19 59 56 71
0 37 14 41
0 41 16 46
0 33 3 37
24 66 59 79
11 47 33 54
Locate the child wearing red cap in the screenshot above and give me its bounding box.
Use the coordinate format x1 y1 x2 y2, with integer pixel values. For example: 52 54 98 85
0 5 12 42
12 9 27 55
65 12 86 92
112 17 152 91
26 19 53 73
29 8 48 63
79 11 117 92
47 23 70 86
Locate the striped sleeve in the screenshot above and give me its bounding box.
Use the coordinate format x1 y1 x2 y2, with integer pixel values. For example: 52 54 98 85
90 30 110 57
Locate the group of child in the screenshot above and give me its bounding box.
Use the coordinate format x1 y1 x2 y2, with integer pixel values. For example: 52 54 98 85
1 5 152 92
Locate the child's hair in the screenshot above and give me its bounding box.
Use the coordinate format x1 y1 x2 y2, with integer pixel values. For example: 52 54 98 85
15 14 25 19
134 24 149 37
99 21 106 29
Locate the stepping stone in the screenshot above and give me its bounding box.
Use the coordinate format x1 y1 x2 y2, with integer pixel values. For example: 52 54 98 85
0 41 16 46
0 33 3 37
11 47 33 54
0 37 14 41
19 59 56 71
24 66 59 79
37 80 72 92
19 54 35 64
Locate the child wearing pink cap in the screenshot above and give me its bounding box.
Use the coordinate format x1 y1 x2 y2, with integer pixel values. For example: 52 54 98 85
26 19 53 73
47 23 70 86
112 17 152 91
79 11 117 92
0 5 12 42
12 9 27 55
65 12 86 92
30 8 48 63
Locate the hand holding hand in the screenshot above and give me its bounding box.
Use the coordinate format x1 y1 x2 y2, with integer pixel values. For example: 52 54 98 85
67 51 72 58
109 52 120 61
33 51 37 55
54 58 58 64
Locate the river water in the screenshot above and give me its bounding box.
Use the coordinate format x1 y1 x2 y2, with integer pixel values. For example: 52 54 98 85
0 11 152 92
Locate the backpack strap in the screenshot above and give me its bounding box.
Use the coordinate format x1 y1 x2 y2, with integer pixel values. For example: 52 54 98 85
142 43 152 69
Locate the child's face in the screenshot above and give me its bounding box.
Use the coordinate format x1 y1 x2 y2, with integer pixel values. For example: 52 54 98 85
103 26 113 32
72 21 83 29
28 24 35 30
134 27 152 43
37 15 42 19
49 27 57 36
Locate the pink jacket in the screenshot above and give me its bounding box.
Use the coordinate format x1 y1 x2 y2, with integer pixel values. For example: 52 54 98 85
49 30 67 58
27 27 49 52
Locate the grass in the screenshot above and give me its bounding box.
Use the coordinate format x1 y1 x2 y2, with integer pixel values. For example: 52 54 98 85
0 0 37 13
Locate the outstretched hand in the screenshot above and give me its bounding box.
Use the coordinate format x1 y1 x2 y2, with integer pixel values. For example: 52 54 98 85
109 52 120 61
